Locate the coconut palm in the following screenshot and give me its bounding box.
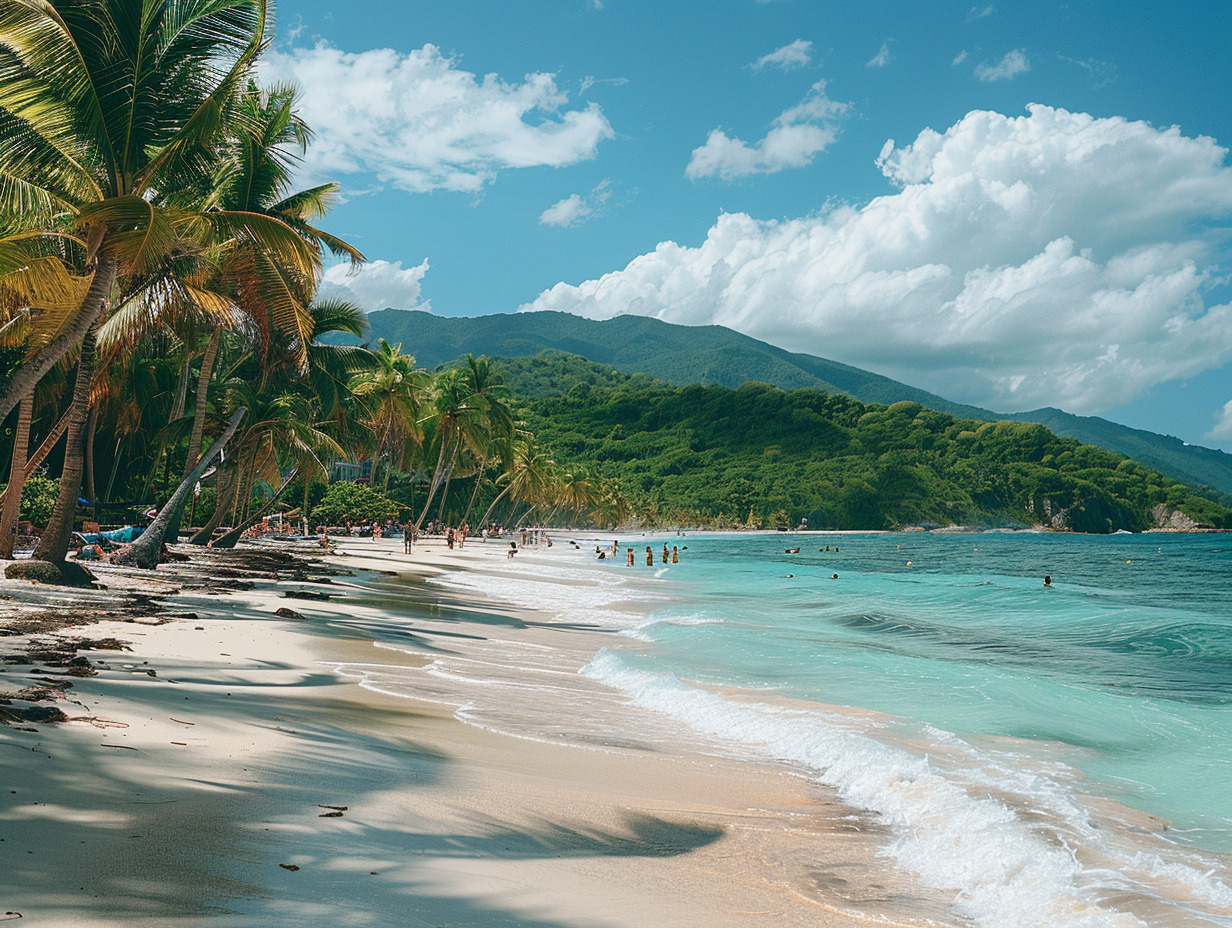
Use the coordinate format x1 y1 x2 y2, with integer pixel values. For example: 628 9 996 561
0 0 282 422
348 339 429 490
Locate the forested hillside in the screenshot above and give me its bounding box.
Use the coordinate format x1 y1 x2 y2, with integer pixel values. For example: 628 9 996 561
362 310 1232 498
496 354 1232 532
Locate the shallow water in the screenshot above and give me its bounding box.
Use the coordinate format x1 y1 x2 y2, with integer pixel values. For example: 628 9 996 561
334 531 1232 928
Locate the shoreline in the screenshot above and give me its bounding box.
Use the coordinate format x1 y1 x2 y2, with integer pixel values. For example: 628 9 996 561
0 537 955 927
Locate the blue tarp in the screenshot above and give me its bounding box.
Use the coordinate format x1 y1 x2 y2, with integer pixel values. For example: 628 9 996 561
78 525 141 545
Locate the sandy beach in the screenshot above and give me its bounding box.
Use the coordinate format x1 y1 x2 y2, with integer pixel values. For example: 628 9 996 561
0 536 958 928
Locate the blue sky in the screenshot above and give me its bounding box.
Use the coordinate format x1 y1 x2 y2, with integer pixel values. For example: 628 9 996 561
265 0 1232 451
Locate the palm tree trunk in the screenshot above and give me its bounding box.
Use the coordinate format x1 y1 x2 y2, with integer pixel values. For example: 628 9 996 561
461 461 487 524
415 436 452 530
211 466 298 548
189 462 238 545
183 327 221 475
84 406 99 508
21 410 70 479
434 442 462 523
479 481 515 528
114 407 246 568
103 435 124 505
0 394 34 558
34 332 97 564
0 255 116 422
163 328 221 543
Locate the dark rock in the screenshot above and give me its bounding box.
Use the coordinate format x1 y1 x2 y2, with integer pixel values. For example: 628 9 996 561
5 560 97 587
274 607 306 620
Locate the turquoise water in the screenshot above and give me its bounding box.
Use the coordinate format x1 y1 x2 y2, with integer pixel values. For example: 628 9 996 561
617 532 1232 849
565 531 1232 927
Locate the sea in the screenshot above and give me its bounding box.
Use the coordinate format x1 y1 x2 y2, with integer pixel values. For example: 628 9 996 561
332 530 1232 928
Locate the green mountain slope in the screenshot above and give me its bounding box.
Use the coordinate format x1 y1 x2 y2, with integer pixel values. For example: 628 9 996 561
361 309 1232 499
501 354 1232 532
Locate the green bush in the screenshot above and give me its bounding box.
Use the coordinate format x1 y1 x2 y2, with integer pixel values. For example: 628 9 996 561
14 474 59 527
311 482 400 526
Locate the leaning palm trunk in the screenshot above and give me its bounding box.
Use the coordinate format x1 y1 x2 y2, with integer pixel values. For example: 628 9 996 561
0 394 34 558
183 327 221 474
188 461 239 544
210 466 298 548
114 407 246 568
163 327 223 543
19 409 70 479
34 334 98 565
478 480 517 528
0 256 117 422
461 462 488 525
414 436 453 530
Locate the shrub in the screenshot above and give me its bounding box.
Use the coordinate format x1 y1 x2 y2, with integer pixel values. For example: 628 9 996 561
311 482 400 525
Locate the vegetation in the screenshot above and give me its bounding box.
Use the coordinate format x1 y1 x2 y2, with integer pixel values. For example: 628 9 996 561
497 353 1232 533
311 482 400 526
0 1 615 578
360 309 1232 500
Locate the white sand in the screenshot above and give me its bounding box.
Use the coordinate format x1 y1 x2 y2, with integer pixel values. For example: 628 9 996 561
0 537 955 927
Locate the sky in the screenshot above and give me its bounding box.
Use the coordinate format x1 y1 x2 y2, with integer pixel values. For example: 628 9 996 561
264 0 1232 451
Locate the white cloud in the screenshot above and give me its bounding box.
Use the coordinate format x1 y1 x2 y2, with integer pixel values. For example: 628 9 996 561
1207 400 1232 441
318 259 431 312
967 5 995 20
260 42 614 195
541 194 591 228
750 39 813 71
524 105 1232 414
952 50 969 66
975 49 1030 81
540 180 612 228
686 80 849 181
867 42 892 68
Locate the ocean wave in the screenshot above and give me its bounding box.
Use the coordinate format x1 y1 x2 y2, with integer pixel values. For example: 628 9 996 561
580 649 1232 928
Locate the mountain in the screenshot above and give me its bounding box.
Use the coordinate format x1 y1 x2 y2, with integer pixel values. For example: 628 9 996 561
360 309 1232 500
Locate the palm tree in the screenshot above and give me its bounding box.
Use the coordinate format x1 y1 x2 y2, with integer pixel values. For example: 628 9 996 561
478 434 555 528
0 0 278 422
416 356 516 527
348 339 429 490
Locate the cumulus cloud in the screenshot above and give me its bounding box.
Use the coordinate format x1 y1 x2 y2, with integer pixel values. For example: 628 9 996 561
750 39 813 71
540 181 612 228
260 42 614 194
867 42 892 68
525 105 1232 414
975 49 1030 81
1207 400 1232 441
686 80 849 181
318 259 431 312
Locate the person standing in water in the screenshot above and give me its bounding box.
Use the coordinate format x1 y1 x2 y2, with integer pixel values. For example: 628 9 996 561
627 547 634 567
672 545 679 563
662 543 669 564
646 545 654 566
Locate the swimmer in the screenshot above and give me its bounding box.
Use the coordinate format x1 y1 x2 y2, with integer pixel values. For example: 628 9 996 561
646 545 653 566
627 547 635 567
831 573 839 580
785 547 800 554
672 545 678 563
1043 574 1052 587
